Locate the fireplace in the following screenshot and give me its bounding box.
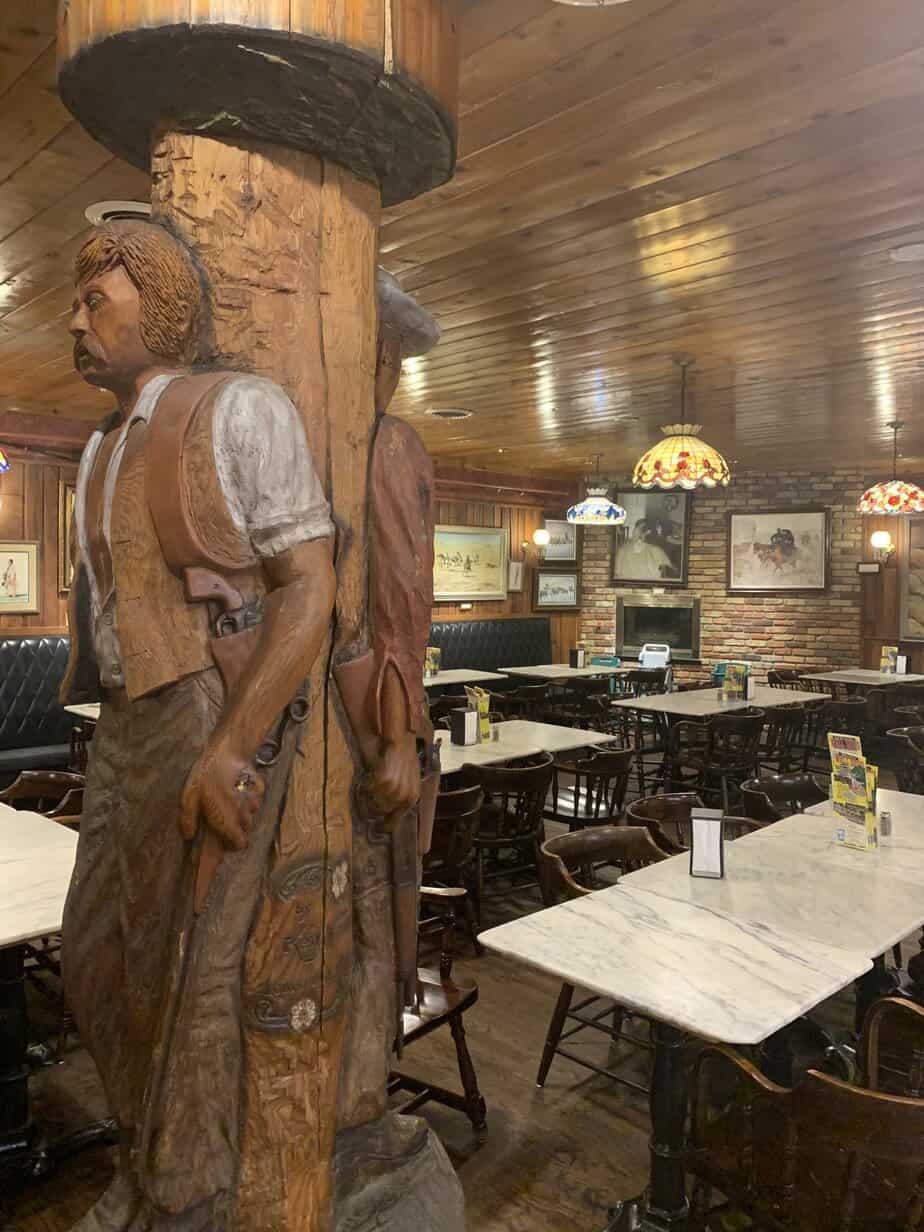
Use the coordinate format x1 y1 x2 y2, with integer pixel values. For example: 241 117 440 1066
615 594 701 661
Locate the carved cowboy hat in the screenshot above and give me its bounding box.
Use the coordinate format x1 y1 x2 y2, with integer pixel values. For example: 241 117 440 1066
376 268 440 357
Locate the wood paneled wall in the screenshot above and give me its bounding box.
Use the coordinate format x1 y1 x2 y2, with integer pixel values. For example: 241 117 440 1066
0 459 75 636
860 514 924 670
432 494 580 662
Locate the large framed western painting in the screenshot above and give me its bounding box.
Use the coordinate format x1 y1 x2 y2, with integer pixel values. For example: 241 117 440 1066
0 541 40 614
900 517 924 640
433 525 509 602
610 491 692 587
727 508 829 594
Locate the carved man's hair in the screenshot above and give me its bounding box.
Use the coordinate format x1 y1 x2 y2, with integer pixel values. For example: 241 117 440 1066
75 220 203 365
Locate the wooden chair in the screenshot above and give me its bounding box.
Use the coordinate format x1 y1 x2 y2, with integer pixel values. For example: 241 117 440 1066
464 752 554 918
545 746 633 831
429 694 464 728
802 698 866 772
687 1044 924 1231
860 996 924 1098
740 773 828 822
680 709 766 813
492 683 547 720
536 826 668 1095
766 668 802 690
616 668 671 794
389 885 487 1140
0 770 85 815
422 782 483 956
886 725 924 794
758 704 805 774
69 716 97 773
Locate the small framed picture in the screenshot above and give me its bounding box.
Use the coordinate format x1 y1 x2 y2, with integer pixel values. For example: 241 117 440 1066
727 508 830 594
0 541 40 614
507 560 525 592
534 567 581 612
58 477 77 594
542 519 579 563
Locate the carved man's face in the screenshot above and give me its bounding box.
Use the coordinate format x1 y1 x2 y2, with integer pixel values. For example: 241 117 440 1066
69 265 160 394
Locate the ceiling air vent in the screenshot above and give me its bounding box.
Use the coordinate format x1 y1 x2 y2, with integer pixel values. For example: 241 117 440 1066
85 201 152 225
426 408 473 421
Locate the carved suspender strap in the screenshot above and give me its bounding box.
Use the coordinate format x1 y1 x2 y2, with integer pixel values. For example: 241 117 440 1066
146 372 245 576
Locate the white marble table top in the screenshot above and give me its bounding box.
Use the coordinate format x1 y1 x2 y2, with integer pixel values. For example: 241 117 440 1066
64 702 101 720
500 663 631 680
436 719 616 775
623 821 924 956
478 881 869 1045
609 685 828 718
803 669 924 686
424 669 507 688
0 803 77 948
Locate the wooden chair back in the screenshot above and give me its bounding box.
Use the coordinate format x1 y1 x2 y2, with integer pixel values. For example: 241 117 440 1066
690 1044 924 1232
624 668 668 697
861 996 924 1099
626 792 703 853
759 704 805 771
767 668 802 690
740 773 827 822
705 709 765 770
500 683 548 720
549 746 633 828
465 752 554 842
0 770 86 815
424 784 484 878
887 725 924 793
539 825 667 905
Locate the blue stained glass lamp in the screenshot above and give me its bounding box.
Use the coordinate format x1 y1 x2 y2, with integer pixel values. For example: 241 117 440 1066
566 484 627 526
0 448 10 474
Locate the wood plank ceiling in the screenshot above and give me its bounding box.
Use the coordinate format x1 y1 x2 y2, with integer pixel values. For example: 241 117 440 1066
2 0 924 479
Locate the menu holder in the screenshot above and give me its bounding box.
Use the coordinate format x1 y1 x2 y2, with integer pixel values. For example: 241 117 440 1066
465 686 491 742
689 809 725 879
828 732 879 851
424 645 442 679
723 663 749 701
880 644 899 674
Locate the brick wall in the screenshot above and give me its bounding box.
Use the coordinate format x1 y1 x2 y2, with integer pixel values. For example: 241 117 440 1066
579 468 866 682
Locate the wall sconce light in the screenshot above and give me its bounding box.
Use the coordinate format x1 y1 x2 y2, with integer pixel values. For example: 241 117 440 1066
870 529 896 562
532 527 551 548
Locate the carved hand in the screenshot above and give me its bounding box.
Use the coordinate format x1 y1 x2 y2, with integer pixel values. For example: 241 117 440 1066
368 733 420 823
180 737 265 850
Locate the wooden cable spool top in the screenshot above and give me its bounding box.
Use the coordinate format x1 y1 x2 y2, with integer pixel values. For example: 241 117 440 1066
56 0 458 206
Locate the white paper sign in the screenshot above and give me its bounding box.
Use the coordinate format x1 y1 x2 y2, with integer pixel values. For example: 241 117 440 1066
896 655 908 675
690 809 725 879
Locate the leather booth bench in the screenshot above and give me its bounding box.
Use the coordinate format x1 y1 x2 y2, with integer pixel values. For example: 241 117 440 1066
427 617 552 675
0 636 78 783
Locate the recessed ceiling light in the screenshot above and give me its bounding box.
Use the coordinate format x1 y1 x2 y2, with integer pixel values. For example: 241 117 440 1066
889 243 924 263
85 200 152 225
426 407 473 420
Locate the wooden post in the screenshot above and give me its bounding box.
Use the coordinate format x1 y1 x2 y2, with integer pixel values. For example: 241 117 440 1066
57 4 458 1231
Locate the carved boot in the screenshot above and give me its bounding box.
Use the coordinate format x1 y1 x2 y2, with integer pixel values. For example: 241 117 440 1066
70 1129 141 1232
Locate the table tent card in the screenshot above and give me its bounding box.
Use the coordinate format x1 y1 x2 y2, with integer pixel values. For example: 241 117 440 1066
689 808 725 879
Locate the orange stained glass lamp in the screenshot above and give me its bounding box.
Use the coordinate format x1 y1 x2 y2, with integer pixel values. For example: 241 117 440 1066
857 420 924 515
633 362 730 491
0 448 10 474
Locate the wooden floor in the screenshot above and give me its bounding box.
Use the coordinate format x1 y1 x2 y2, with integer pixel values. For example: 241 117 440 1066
3 871 863 1232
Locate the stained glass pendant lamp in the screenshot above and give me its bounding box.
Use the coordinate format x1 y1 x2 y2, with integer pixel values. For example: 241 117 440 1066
633 361 731 491
857 420 924 515
566 457 627 526
0 447 10 474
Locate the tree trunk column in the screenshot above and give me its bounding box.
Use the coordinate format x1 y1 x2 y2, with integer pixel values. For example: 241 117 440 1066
58 5 458 1232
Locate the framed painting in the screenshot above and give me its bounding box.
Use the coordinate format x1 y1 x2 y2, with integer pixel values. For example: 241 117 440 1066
727 508 830 594
542 518 579 563
433 525 509 602
610 491 692 587
507 560 525 593
58 477 77 593
0 541 40 614
534 567 581 612
900 516 924 640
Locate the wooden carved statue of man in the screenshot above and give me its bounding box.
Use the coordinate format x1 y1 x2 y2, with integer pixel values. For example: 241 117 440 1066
59 218 429 1232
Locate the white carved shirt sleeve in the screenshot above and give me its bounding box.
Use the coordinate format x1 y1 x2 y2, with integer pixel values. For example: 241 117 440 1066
211 375 333 557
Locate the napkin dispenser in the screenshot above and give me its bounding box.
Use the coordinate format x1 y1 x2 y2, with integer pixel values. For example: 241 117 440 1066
450 708 479 746
639 643 671 668
689 808 725 879
569 647 587 668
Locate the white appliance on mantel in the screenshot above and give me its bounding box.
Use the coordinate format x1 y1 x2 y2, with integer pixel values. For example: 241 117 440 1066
639 643 671 668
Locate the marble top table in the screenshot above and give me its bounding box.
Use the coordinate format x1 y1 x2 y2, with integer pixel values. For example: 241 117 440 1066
501 663 630 681
436 719 616 776
423 669 507 688
609 684 828 719
802 669 924 687
0 803 77 949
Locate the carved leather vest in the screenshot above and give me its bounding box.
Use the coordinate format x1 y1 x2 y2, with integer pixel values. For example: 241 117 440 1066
64 374 266 703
